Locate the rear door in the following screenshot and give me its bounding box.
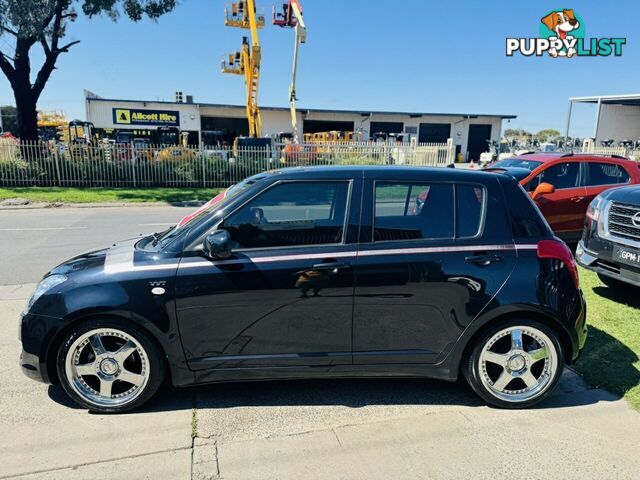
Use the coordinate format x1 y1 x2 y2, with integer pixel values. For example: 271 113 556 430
352 172 517 365
582 160 631 204
524 160 586 240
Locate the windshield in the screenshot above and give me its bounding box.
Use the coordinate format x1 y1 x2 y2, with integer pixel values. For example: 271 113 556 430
491 158 543 171
142 174 269 250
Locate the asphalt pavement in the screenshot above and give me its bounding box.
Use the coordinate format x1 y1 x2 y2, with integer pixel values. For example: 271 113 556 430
1 205 640 479
0 205 188 284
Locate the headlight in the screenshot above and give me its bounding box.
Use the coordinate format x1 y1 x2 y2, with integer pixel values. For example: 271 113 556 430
25 274 67 312
586 195 605 222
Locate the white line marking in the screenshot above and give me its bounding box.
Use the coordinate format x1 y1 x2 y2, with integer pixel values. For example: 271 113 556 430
0 227 88 231
104 244 540 274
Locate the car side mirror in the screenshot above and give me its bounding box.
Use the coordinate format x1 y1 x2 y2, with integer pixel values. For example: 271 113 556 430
203 230 232 259
532 182 555 201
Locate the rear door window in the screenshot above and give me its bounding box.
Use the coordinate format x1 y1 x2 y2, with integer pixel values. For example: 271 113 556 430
373 182 486 241
584 162 630 186
374 183 454 241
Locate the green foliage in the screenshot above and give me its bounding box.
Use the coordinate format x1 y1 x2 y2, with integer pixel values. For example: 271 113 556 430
504 128 532 138
536 128 561 142
0 186 222 203
0 0 178 37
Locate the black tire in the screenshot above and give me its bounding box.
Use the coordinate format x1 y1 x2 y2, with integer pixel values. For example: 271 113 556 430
598 273 636 291
56 318 165 413
463 320 564 409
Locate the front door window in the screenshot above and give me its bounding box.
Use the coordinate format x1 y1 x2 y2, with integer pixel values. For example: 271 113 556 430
221 181 350 250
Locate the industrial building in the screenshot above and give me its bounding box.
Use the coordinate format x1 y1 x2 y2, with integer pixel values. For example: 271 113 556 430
85 91 516 161
567 93 640 144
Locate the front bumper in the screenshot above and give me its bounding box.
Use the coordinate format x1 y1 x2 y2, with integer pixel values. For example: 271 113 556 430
577 240 640 288
19 312 66 384
20 350 48 383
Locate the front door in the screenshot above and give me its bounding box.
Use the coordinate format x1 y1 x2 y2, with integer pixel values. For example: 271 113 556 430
525 160 586 240
352 174 517 364
175 178 361 370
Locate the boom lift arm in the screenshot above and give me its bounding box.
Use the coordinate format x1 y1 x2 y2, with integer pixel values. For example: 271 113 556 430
222 1 265 138
273 0 306 143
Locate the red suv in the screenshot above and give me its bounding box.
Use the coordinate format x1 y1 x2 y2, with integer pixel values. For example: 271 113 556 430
486 153 640 242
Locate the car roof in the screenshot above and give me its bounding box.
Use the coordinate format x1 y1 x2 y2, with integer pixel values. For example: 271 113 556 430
270 165 513 182
513 152 633 163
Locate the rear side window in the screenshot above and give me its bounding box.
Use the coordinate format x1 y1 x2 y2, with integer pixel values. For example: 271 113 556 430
373 182 486 241
375 183 454 241
456 184 485 238
585 162 630 186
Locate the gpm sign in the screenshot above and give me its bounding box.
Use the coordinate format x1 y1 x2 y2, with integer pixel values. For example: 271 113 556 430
113 108 180 127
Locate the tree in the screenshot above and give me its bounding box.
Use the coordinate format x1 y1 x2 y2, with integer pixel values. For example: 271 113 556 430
536 128 561 142
0 105 18 135
504 128 531 138
0 1 178 141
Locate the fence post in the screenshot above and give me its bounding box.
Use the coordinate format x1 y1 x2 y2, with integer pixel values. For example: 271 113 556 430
53 146 62 187
130 141 137 188
446 138 454 165
201 143 206 188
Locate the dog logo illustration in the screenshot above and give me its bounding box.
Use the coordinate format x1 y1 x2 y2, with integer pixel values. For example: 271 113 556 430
540 9 580 57
506 8 626 58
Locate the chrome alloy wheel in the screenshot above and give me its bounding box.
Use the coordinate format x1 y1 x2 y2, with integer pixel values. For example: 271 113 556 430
64 328 150 409
478 326 558 403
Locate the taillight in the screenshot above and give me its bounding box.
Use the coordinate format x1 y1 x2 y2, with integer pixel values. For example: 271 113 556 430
537 239 580 288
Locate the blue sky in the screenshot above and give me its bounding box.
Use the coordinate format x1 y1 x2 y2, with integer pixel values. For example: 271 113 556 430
1 0 638 137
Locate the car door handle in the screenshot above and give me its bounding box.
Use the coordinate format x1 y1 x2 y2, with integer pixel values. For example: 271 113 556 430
465 254 504 266
312 261 351 272
570 196 585 202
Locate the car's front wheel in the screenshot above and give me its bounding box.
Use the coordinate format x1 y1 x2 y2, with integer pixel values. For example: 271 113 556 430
56 319 164 413
464 321 564 408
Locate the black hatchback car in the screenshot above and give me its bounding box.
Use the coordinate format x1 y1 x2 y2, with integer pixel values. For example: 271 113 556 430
20 166 587 412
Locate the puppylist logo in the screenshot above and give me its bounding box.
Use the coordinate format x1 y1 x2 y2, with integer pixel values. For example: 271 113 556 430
506 9 626 58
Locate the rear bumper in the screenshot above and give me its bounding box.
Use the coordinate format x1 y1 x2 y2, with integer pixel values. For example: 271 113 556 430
574 289 588 357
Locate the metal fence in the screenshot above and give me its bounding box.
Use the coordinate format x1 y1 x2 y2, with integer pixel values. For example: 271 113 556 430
582 139 640 160
0 139 455 188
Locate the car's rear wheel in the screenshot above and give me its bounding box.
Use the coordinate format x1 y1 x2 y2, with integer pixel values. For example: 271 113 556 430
598 273 636 291
465 321 564 408
56 319 164 413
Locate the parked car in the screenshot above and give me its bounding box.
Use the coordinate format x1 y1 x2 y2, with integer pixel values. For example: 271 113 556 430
20 166 586 413
577 185 640 289
485 153 640 242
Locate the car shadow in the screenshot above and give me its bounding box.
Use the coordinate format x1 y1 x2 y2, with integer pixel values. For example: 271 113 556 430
573 323 640 401
593 284 640 309
48 369 619 414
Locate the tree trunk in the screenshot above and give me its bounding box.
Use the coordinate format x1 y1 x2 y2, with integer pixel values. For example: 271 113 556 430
14 87 38 142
